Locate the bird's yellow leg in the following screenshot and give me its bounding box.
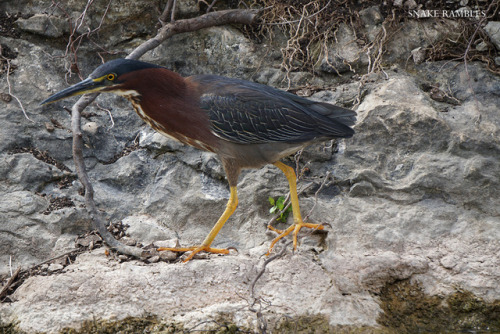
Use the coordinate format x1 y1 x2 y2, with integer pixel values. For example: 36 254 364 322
266 162 324 256
266 225 284 234
158 186 238 262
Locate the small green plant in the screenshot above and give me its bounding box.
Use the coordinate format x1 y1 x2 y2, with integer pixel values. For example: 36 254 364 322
268 196 292 222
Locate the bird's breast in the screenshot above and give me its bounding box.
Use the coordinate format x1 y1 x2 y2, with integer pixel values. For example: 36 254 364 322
124 95 216 153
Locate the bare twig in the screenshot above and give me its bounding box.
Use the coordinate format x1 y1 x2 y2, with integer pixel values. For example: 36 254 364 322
206 0 218 13
69 8 260 258
159 0 174 25
2 57 32 122
96 103 115 129
0 267 21 301
265 0 331 26
294 149 303 180
170 0 177 22
35 249 81 267
71 94 144 257
364 17 389 75
0 248 90 301
248 241 290 334
128 8 260 60
303 171 331 222
250 241 289 300
461 1 497 125
51 0 113 80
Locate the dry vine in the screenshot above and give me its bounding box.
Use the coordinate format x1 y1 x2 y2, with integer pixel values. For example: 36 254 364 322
47 0 116 80
245 0 371 88
247 241 290 334
1 56 31 121
426 0 500 75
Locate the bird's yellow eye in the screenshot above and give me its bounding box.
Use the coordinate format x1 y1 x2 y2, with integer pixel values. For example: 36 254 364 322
107 73 116 81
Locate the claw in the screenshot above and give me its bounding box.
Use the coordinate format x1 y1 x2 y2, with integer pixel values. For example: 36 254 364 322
158 246 230 262
266 222 324 256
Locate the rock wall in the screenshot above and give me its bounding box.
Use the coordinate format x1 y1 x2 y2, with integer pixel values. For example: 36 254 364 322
0 1 499 333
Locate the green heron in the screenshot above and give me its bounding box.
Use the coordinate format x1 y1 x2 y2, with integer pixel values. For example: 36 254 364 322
41 59 356 262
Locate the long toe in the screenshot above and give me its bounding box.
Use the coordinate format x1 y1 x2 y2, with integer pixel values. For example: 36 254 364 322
267 225 285 234
266 221 324 256
265 224 295 256
157 245 230 262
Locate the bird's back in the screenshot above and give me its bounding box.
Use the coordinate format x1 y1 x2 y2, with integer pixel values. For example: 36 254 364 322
188 75 356 145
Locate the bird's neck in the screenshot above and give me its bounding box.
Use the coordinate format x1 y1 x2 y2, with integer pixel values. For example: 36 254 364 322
120 68 218 152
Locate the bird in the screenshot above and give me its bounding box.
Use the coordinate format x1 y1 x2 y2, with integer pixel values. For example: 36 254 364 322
41 58 356 262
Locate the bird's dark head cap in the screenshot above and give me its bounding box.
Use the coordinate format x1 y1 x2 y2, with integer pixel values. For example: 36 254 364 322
88 59 162 81
41 59 162 105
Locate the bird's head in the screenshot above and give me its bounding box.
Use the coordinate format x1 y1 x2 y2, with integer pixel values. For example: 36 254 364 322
40 59 162 105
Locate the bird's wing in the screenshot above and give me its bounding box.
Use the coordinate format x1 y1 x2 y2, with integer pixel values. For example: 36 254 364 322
193 75 356 145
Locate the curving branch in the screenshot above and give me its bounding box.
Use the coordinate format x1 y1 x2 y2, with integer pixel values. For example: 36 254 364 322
128 8 260 60
70 8 260 257
71 93 144 257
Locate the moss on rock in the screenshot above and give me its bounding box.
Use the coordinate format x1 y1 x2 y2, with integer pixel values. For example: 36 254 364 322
378 280 500 333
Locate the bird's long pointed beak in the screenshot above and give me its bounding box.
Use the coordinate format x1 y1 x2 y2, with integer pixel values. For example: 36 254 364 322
40 78 104 106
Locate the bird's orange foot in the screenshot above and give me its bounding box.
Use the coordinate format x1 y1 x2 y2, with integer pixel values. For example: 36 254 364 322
266 221 324 256
157 245 230 262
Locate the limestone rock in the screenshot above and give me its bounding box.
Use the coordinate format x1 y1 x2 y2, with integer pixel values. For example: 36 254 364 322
320 23 367 75
122 214 175 245
0 1 498 332
484 21 500 50
0 249 382 333
14 14 67 38
359 6 384 27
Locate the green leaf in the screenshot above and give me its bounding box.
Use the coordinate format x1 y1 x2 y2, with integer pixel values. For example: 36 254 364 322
270 206 277 214
276 196 285 210
268 197 275 206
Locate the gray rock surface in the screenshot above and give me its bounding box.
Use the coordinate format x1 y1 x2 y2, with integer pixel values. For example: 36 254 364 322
320 23 367 75
484 21 500 50
14 14 67 38
0 1 499 333
2 248 383 332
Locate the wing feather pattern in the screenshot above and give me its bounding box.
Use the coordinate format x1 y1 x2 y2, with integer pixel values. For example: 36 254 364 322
192 75 356 145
